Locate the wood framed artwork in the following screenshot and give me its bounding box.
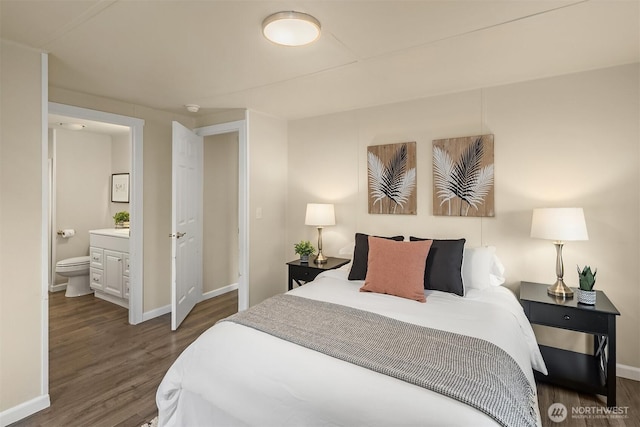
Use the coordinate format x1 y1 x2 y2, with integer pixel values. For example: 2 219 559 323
432 134 494 217
111 173 130 203
367 142 417 215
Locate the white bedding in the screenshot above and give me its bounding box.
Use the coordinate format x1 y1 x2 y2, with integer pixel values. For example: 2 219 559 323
157 269 546 427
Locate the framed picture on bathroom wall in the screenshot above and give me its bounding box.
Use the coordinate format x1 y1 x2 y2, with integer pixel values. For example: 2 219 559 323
111 173 130 203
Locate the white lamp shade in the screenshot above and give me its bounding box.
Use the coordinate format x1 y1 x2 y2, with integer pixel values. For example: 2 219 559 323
531 208 588 241
262 11 321 46
305 203 335 226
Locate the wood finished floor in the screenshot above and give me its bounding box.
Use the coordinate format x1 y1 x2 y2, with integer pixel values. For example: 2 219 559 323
11 290 639 427
12 290 238 427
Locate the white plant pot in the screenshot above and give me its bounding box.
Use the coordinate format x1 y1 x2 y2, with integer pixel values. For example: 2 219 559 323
577 289 596 305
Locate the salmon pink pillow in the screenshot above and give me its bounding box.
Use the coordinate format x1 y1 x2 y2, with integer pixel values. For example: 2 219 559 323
360 237 432 302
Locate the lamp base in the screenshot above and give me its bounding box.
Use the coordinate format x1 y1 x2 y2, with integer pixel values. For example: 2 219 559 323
314 252 328 264
547 279 574 298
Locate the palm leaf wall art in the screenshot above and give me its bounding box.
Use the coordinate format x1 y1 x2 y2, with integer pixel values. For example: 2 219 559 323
433 134 494 217
368 142 417 214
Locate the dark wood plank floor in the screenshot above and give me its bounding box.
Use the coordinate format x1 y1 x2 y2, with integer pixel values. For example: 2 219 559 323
11 290 238 427
11 290 639 427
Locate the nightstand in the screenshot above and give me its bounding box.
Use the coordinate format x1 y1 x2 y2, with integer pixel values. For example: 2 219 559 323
287 257 350 290
520 281 620 407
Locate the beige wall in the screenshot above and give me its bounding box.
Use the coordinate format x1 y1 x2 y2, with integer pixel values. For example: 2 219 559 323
287 64 640 370
203 133 239 293
247 110 288 306
0 41 45 412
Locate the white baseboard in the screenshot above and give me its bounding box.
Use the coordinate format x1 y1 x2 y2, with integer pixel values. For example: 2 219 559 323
617 363 640 381
141 284 238 322
142 304 171 322
202 283 238 301
0 394 50 427
49 283 66 293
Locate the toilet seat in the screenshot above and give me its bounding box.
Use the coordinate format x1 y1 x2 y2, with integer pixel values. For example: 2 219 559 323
56 256 90 273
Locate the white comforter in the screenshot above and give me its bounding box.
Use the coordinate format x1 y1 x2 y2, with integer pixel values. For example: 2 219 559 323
157 269 546 427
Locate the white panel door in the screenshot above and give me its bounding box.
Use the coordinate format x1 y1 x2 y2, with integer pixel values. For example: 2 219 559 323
171 121 203 330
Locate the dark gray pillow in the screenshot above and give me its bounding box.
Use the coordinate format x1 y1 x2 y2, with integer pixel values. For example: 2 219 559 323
348 233 404 280
409 237 466 296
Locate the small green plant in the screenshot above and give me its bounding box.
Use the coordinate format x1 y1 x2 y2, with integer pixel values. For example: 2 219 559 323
294 240 315 256
113 211 130 224
577 265 597 291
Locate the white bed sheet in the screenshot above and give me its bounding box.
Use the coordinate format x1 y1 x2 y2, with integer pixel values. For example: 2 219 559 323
157 270 546 427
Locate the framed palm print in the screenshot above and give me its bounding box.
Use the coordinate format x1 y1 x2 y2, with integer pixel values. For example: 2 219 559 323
433 134 494 217
367 142 417 215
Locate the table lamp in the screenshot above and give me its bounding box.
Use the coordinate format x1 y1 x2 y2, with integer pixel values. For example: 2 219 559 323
305 203 335 264
530 207 589 298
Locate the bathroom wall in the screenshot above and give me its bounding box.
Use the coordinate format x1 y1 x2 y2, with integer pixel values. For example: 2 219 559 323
54 128 129 285
109 132 131 219
203 133 239 293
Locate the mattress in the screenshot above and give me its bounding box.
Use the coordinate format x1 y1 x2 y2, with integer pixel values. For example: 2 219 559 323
157 269 546 427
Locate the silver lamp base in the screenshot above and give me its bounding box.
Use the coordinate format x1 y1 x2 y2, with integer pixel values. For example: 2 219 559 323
547 279 574 298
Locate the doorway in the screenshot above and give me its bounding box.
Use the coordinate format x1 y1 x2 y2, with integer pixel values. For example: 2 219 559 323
195 121 248 312
47 102 144 324
170 120 248 329
203 132 239 296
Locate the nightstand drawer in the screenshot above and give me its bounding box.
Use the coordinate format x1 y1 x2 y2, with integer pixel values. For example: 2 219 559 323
289 265 320 282
529 304 608 334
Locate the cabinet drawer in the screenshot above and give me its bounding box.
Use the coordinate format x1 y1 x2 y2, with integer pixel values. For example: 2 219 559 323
289 265 321 282
90 268 104 291
529 303 609 334
90 247 104 268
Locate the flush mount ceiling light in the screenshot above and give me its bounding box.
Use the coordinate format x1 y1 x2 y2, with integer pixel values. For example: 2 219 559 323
58 122 85 131
262 11 321 46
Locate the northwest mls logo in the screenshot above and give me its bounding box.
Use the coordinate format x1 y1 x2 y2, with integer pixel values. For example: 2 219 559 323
548 403 568 422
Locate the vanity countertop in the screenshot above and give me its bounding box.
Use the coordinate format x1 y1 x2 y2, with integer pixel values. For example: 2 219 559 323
89 228 130 238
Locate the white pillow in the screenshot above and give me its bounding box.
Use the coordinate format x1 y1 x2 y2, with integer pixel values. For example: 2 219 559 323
462 246 505 290
489 254 506 286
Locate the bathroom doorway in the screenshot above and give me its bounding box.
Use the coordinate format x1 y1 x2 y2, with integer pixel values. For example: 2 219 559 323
47 103 144 324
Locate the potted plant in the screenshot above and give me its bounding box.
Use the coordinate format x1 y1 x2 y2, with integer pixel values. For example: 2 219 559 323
294 240 315 263
113 211 130 229
577 265 597 305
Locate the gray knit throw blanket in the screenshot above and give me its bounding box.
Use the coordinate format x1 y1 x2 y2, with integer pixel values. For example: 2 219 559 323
221 294 537 427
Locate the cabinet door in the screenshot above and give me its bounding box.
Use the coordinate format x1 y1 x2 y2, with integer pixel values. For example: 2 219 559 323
104 250 124 297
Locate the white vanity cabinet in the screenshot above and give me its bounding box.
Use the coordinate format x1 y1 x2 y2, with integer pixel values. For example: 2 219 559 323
89 229 130 308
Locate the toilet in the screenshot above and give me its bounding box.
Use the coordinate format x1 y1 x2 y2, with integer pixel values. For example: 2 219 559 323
56 256 92 297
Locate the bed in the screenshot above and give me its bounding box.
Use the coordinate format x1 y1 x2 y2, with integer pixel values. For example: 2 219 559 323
157 236 547 427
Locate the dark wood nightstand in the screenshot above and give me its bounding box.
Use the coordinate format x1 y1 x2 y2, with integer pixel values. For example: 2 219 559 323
520 281 620 407
287 257 350 290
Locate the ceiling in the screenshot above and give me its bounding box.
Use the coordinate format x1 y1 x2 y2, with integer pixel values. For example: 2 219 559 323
2 1 638 120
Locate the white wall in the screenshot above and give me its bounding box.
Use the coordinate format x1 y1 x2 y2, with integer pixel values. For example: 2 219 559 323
287 64 639 370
